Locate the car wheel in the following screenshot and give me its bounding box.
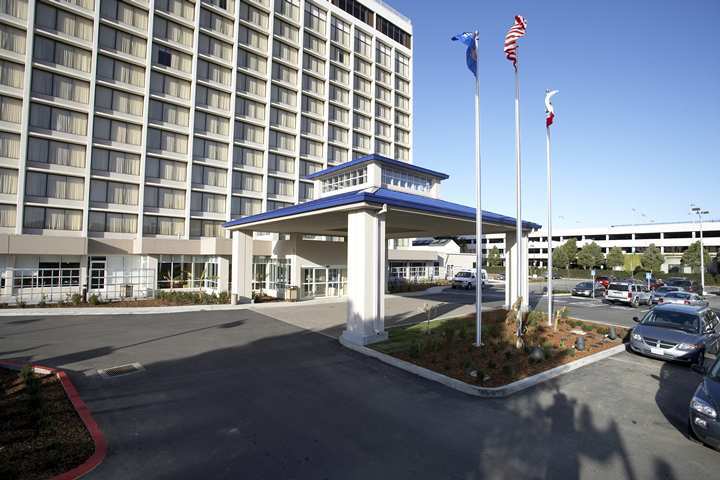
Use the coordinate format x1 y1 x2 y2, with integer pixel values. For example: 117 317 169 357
631 297 639 308
451 285 456 289
465 283 470 290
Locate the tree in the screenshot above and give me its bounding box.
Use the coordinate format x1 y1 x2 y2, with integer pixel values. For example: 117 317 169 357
606 247 625 269
561 238 578 266
641 243 665 273
681 241 711 272
552 247 569 271
577 242 604 269
487 246 502 267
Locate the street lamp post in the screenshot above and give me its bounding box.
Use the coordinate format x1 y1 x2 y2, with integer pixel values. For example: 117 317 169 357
691 205 710 296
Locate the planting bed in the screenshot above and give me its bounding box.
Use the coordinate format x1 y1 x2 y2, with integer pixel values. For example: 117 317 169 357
371 310 627 388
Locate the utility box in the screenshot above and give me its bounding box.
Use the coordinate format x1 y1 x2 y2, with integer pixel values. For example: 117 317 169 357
285 286 298 302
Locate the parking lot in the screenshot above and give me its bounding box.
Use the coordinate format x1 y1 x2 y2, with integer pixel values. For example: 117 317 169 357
1 296 720 479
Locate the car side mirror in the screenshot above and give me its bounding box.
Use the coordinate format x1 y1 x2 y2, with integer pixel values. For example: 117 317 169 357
632 316 640 323
691 363 707 375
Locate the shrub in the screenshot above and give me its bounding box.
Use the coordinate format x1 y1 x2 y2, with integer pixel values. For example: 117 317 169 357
70 293 82 306
581 324 595 332
596 326 610 335
527 310 546 327
408 340 422 359
38 295 47 308
17 300 26 308
217 291 230 304
88 294 101 305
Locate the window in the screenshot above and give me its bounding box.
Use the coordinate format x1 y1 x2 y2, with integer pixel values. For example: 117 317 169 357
190 219 225 238
395 128 410 145
91 148 140 175
330 0 372 25
268 153 295 174
237 72 266 97
299 182 314 201
147 128 188 153
145 157 187 182
376 14 411 49
93 117 142 145
272 62 298 85
143 215 184 236
271 84 297 108
238 25 268 51
95 86 144 117
0 132 20 161
274 0 299 22
35 3 93 42
89 212 138 233
0 96 22 124
237 49 267 75
321 167 366 192
0 25 26 55
156 0 195 21
269 130 295 152
274 19 299 44
395 94 410 111
330 16 350 47
24 171 83 200
375 121 391 139
151 46 191 75
24 207 82 231
197 59 232 86
234 146 263 169
376 85 391 104
191 192 227 213
270 107 296 129
301 116 323 137
375 139 390 155
158 50 172 66
0 168 17 194
99 25 147 59
32 70 90 104
272 40 298 65
267 176 294 196
353 94 371 114
101 0 148 30
330 45 349 66
300 138 322 159
352 132 370 150
29 139 85 168
0 60 24 89
204 0 235 13
329 85 348 105
330 65 349 85
303 54 325 76
151 72 191 100
195 111 230 136
376 67 391 86
233 171 263 192
353 112 370 132
90 179 139 205
302 74 324 96
303 32 325 56
193 138 229 162
200 8 234 37
304 2 326 34
301 95 323 116
354 57 371 77
199 34 232 62
354 29 372 58
328 125 348 144
236 97 266 121
97 55 145 87
144 186 186 209
33 36 90 72
192 165 227 188
231 196 261 217
396 77 410 95
395 52 410 78
153 16 194 48
196 85 231 111
300 159 322 177
234 122 264 145
383 168 431 192
328 145 347 164
376 41 391 68
396 110 410 128
30 103 87 136
1 0 28 20
0 204 15 227
239 1 269 28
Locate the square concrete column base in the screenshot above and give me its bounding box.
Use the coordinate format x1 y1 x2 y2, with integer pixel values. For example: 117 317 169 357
340 330 389 346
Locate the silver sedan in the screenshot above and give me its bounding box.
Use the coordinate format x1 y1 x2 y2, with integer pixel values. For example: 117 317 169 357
658 291 709 307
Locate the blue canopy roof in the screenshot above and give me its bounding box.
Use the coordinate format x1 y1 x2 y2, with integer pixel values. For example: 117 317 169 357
224 187 541 230
304 154 450 181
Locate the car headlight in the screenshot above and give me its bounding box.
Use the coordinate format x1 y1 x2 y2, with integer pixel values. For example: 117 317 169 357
631 333 642 341
691 397 717 419
677 343 701 351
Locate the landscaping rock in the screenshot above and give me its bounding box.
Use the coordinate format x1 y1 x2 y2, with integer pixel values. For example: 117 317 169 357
529 346 545 362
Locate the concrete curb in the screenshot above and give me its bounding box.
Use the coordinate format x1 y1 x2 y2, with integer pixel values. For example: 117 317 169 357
0 296 346 317
0 360 107 480
339 338 627 398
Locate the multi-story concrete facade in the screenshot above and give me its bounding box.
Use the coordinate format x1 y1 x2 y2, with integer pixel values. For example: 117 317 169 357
0 0 412 303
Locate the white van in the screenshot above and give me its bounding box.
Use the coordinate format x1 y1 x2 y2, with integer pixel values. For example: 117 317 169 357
451 269 487 290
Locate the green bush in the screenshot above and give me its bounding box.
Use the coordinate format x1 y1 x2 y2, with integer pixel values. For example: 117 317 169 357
581 324 595 332
596 326 610 335
88 294 101 305
69 293 82 306
408 340 422 359
527 310 546 327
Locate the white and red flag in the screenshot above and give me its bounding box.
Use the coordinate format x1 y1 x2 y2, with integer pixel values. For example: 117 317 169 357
545 89 559 127
504 15 527 70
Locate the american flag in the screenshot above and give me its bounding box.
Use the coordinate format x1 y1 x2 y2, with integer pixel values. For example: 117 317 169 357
504 15 527 70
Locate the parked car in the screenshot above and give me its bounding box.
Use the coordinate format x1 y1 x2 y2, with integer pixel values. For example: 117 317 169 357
543 272 562 279
451 270 487 290
689 356 720 450
630 304 720 364
665 278 698 292
595 276 614 289
605 282 652 307
651 286 685 304
572 281 606 298
658 291 709 307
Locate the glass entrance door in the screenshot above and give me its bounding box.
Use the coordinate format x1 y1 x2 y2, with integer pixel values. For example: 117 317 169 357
302 267 347 298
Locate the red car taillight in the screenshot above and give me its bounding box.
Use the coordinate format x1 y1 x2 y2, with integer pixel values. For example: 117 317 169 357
628 291 632 299
659 298 664 303
684 300 690 304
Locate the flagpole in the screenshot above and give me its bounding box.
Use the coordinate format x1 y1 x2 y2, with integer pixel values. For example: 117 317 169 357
473 31 483 348
546 122 553 326
514 49 523 327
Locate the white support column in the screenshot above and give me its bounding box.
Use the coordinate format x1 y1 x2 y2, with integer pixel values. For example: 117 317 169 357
217 256 230 293
341 209 388 346
231 230 253 304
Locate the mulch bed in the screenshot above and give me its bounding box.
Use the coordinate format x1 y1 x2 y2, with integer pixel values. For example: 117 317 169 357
372 311 627 388
0 368 94 480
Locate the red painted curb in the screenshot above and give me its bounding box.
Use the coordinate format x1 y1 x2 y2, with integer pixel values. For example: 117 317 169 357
0 361 107 480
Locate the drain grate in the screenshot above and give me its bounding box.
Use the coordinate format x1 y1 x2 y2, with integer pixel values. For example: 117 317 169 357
97 363 144 378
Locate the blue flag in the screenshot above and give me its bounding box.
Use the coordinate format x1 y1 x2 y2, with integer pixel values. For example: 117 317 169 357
451 32 477 78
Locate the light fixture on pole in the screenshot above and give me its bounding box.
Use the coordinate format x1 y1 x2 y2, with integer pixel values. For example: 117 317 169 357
690 205 710 296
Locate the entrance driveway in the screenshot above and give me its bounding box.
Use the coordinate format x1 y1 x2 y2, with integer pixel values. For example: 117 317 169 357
1 306 720 479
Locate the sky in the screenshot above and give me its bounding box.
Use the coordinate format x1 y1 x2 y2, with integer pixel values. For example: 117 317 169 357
387 0 720 229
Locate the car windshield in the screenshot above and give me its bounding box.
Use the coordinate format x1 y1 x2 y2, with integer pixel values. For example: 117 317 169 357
608 283 628 291
656 287 677 294
456 272 471 278
577 282 592 288
665 292 690 299
641 310 700 333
